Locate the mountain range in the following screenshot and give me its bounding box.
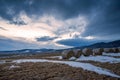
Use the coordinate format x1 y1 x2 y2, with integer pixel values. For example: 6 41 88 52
0 40 120 54
76 40 120 49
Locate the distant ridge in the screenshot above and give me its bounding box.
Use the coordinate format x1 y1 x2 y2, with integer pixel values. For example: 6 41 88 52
75 40 120 49
0 48 54 54
0 40 120 54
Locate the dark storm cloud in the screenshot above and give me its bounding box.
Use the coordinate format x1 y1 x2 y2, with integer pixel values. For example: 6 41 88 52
0 0 120 50
81 0 120 40
56 38 100 47
0 0 101 20
36 36 58 42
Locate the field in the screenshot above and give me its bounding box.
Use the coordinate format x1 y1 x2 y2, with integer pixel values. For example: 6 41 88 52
0 52 120 80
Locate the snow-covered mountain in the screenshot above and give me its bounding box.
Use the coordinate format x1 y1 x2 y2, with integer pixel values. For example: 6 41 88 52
0 48 54 54
0 40 120 55
75 40 120 49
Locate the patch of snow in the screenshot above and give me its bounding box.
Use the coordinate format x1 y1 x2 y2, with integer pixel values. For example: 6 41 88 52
45 56 63 59
103 52 120 57
76 55 120 63
9 65 20 69
12 59 120 78
69 56 77 61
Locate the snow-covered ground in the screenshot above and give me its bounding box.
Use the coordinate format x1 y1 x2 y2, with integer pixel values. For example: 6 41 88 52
1 52 120 78
0 60 6 64
12 59 120 78
46 56 63 59
76 55 120 63
9 65 20 69
69 56 77 61
103 52 120 57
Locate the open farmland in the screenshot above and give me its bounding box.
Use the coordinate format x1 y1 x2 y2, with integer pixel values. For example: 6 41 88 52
0 50 120 80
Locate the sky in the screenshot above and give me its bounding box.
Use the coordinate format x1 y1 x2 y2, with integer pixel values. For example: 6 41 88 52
0 0 120 51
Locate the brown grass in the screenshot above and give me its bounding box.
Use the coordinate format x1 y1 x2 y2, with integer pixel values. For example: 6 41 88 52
0 62 118 80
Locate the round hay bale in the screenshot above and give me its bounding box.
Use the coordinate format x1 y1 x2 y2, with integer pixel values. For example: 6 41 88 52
112 48 119 53
69 56 77 61
109 48 114 53
104 48 115 53
118 48 120 52
100 48 104 52
82 48 93 56
75 49 83 58
93 48 104 55
73 49 79 55
104 48 110 53
104 48 109 53
62 50 75 59
62 50 68 59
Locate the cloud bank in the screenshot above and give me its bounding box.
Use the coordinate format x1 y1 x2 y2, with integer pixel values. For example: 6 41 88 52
0 0 120 50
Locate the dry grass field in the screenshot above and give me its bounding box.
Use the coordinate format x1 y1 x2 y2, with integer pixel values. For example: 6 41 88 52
0 53 120 80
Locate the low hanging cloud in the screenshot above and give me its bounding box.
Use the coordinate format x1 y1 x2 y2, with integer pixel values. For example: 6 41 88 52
56 38 99 47
36 36 58 42
0 38 40 51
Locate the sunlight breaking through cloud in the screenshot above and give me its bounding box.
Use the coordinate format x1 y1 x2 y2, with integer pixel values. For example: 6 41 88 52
0 12 88 48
